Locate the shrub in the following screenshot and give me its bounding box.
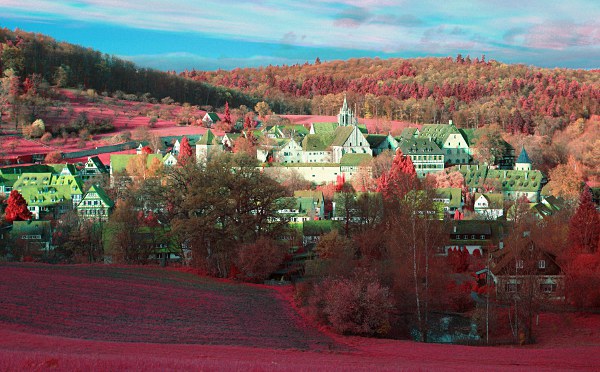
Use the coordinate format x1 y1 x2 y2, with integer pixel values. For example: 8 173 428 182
319 270 393 336
24 119 46 138
40 132 52 144
44 151 62 163
236 237 285 282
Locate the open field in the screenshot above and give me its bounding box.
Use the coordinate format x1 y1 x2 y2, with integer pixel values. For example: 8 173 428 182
1 263 599 371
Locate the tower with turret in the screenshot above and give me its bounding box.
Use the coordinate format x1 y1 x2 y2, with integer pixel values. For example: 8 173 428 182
337 95 358 127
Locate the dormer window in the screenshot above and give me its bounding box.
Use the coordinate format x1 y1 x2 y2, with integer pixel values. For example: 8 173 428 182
538 260 546 269
516 260 524 269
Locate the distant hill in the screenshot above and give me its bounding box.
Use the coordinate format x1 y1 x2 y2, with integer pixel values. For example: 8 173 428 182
181 57 600 133
0 27 260 109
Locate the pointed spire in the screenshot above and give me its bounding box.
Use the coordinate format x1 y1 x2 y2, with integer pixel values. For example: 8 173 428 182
516 145 531 164
342 94 348 111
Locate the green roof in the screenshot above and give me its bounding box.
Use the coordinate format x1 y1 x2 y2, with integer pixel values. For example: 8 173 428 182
399 138 443 155
358 124 368 134
453 165 544 192
475 193 504 209
13 172 84 207
399 127 419 140
435 187 462 209
86 184 114 208
459 128 476 146
418 124 462 147
366 134 387 147
311 122 338 133
294 190 324 203
331 126 355 147
302 133 334 151
11 220 51 237
197 129 219 146
110 154 163 173
340 153 372 166
205 112 220 122
303 220 338 236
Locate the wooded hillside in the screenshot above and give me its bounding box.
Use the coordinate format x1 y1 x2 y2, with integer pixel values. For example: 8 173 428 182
0 28 259 108
182 57 599 137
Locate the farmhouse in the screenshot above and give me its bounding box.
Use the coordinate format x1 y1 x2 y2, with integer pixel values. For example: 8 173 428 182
76 184 114 222
491 237 565 301
474 193 504 219
80 156 108 180
202 112 220 126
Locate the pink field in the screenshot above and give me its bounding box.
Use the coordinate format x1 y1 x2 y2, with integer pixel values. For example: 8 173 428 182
0 264 598 371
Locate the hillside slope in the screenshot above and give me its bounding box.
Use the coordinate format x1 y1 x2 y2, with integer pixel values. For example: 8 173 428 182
1 264 599 371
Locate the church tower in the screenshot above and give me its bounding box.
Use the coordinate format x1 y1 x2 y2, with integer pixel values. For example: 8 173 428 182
514 145 532 171
337 95 357 127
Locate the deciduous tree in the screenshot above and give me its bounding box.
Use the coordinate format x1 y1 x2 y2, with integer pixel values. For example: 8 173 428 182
4 190 32 223
568 186 600 254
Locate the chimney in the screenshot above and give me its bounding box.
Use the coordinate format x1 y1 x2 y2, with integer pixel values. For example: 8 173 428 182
449 119 453 125
525 172 528 179
453 225 457 233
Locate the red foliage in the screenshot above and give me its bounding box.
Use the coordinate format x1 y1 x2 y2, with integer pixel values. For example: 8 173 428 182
447 248 470 273
141 146 153 154
568 186 600 254
4 190 32 223
376 149 417 200
445 281 474 313
565 254 600 308
223 101 232 125
177 136 194 166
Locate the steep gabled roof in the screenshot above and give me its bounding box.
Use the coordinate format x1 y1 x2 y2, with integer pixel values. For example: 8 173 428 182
86 184 115 208
197 129 219 146
204 112 220 122
311 122 338 134
435 187 462 209
516 145 531 164
366 134 387 147
330 126 355 147
399 127 419 140
418 123 462 147
88 156 107 172
302 133 334 151
475 193 504 209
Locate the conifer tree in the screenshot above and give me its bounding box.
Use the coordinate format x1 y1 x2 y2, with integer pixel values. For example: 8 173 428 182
178 136 194 166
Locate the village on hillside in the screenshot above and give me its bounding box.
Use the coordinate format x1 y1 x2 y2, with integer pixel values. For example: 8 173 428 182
2 94 589 296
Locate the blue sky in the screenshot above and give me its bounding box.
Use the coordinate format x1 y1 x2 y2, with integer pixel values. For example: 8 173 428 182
1 1 599 71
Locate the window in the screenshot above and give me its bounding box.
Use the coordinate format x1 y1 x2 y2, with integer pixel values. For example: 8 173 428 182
480 235 486 239
538 260 546 269
516 259 524 269
471 235 475 239
540 283 556 293
505 283 521 292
